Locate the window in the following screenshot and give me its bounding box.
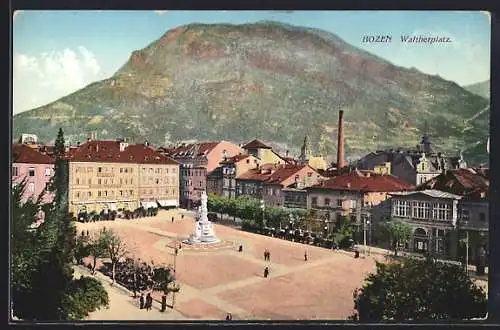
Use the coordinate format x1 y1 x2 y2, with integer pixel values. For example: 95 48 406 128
27 182 35 192
324 198 331 206
199 181 202 187
98 167 102 173
88 191 92 197
12 166 19 177
246 159 250 164
75 192 80 198
87 167 93 172
28 167 35 177
98 191 102 197
156 179 159 184
105 190 108 196
393 200 411 217
88 178 92 185
307 172 312 177
432 203 451 221
312 197 318 206
479 212 486 222
45 168 52 176
120 190 123 196
76 178 80 185
98 179 102 185
129 190 133 196
120 168 123 173
349 200 357 209
412 201 431 219
461 209 470 221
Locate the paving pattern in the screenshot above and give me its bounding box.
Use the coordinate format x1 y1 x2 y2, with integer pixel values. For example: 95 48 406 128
76 209 485 321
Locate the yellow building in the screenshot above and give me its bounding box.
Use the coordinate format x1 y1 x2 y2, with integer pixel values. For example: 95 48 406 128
66 140 179 215
241 139 285 165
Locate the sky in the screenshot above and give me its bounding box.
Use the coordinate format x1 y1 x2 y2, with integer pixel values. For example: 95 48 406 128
12 10 491 115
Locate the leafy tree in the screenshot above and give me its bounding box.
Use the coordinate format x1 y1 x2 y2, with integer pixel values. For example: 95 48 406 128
380 220 412 256
350 257 487 321
86 232 108 275
151 266 180 297
75 234 90 265
60 276 109 320
99 230 129 284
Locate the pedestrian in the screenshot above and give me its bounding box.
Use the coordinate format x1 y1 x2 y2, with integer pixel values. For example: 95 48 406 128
264 266 269 278
86 230 89 236
146 293 153 311
226 312 232 321
174 248 178 256
179 243 182 250
171 216 174 223
181 214 184 219
304 251 308 261
267 251 271 262
139 294 144 309
238 245 243 252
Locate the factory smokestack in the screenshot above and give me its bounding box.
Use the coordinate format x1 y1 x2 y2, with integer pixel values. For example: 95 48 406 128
337 110 345 173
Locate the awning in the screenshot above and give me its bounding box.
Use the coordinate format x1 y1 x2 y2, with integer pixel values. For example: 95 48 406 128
140 201 157 209
157 200 179 207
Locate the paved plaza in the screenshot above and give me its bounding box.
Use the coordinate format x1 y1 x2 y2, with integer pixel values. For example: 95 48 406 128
76 209 482 321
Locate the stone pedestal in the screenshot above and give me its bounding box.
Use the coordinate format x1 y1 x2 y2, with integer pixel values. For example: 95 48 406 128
184 191 220 245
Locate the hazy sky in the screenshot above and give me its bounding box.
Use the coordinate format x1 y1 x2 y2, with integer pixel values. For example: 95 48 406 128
13 10 491 114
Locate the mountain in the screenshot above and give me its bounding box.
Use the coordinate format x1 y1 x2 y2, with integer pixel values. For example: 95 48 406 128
464 80 490 99
13 21 490 164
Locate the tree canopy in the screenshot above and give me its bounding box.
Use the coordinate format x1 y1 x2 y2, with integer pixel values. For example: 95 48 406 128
350 257 487 321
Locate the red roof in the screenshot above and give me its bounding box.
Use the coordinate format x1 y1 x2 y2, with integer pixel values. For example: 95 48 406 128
309 169 412 192
237 164 311 186
242 139 272 150
65 140 178 165
167 142 220 158
416 168 489 196
13 144 55 164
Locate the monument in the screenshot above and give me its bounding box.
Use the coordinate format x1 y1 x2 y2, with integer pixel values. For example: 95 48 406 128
184 191 220 244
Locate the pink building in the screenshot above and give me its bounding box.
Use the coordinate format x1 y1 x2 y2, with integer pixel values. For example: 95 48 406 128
164 141 242 208
12 144 55 204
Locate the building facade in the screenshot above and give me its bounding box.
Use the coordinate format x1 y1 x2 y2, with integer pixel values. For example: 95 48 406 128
261 164 323 207
66 140 179 215
389 190 461 258
306 170 413 239
164 141 242 208
207 154 261 198
355 135 466 185
241 139 285 165
12 144 55 203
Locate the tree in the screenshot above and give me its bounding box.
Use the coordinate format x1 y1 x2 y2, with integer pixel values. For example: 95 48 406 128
350 257 487 321
86 232 108 275
60 276 109 320
151 266 180 297
380 220 412 256
99 230 129 284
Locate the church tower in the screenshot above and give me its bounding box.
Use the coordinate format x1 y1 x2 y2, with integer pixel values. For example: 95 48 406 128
299 135 311 164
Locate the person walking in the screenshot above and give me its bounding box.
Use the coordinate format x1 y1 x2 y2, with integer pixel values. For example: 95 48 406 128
181 214 184 220
226 312 233 321
171 216 174 223
238 244 243 252
304 251 308 261
145 293 153 311
264 266 269 278
267 251 271 262
139 294 145 309
174 248 178 256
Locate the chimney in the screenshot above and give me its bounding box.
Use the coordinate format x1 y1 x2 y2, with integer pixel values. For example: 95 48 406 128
337 110 345 173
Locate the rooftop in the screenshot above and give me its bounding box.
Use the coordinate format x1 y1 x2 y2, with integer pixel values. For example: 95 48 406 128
242 139 272 150
390 189 462 200
416 168 489 196
65 140 178 165
13 144 55 164
308 169 412 192
165 142 221 158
